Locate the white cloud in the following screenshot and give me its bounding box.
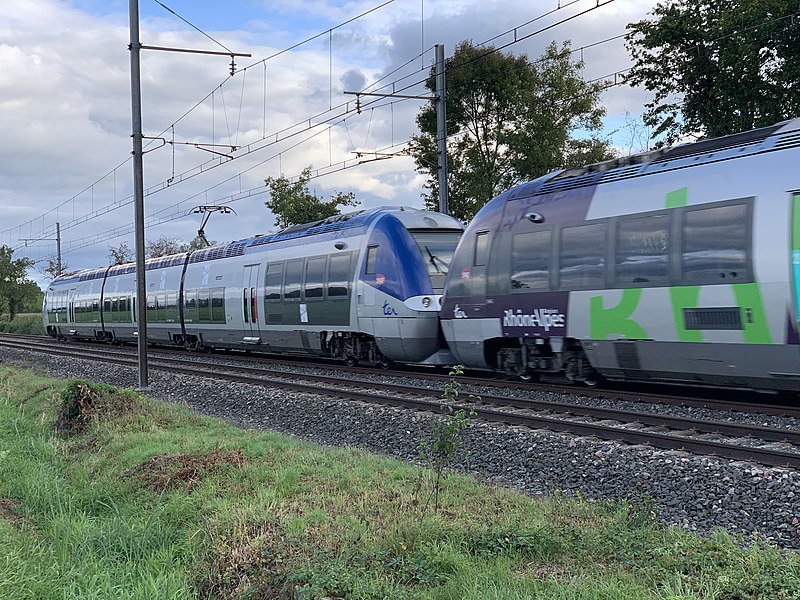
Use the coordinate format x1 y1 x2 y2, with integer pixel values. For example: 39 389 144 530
2 0 661 275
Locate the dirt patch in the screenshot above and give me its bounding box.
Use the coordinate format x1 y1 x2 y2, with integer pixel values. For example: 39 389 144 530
0 499 26 530
129 448 248 493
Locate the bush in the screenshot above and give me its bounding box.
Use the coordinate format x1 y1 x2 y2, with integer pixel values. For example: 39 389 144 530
0 313 46 335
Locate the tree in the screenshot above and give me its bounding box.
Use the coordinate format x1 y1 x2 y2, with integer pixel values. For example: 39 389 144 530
8 280 42 316
108 241 134 265
264 166 357 229
179 235 218 253
625 0 800 145
146 236 181 259
0 245 34 320
41 257 70 282
410 40 613 222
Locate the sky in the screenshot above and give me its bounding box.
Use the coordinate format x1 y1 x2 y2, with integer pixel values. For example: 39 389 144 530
0 0 663 285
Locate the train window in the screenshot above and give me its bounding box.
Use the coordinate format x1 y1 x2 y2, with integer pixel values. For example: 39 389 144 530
166 292 179 322
184 289 197 322
157 292 167 323
242 288 249 323
681 203 749 284
474 232 489 267
198 289 211 322
365 246 378 274
328 253 351 298
117 297 126 323
615 214 670 287
284 259 303 300
211 288 225 323
265 263 283 301
411 231 461 276
511 230 552 291
559 222 606 290
304 257 326 299
146 294 158 322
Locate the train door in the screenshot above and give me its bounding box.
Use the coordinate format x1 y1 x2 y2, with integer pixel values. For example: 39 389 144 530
242 264 261 343
466 231 489 316
792 193 800 346
68 287 77 324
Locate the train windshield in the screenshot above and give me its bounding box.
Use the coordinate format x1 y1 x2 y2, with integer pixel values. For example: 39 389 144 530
410 230 462 277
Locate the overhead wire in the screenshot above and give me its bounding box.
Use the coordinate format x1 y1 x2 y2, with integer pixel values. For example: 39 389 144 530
16 0 589 248
26 0 624 259
8 0 401 246
25 0 641 261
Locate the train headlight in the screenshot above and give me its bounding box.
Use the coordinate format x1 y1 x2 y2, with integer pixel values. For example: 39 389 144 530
422 296 432 308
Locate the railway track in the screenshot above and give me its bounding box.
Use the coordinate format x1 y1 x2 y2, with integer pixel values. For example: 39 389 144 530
2 334 799 469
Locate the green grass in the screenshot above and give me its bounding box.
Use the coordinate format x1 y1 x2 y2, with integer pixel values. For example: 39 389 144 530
0 367 798 599
0 313 46 335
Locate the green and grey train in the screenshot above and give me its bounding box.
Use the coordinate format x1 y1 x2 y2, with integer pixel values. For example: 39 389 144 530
44 207 463 367
440 118 800 391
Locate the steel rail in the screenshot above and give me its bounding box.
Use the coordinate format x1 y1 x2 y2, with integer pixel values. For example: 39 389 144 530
1 337 799 469
3 337 798 445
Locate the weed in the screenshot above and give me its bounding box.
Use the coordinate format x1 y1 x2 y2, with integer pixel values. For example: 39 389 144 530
55 380 126 434
417 364 477 514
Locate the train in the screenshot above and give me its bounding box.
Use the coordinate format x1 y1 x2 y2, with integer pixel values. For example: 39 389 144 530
44 118 800 391
43 207 464 367
440 117 800 391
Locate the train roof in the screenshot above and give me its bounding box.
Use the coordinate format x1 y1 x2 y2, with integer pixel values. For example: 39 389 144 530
49 206 459 286
502 117 800 202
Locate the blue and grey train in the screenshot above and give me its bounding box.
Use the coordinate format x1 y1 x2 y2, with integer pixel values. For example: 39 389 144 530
440 118 800 391
44 207 463 367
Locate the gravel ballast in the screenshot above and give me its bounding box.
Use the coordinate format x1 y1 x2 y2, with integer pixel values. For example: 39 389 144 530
2 346 798 549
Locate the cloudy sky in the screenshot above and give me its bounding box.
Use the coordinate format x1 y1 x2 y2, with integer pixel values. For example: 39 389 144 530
1 0 662 282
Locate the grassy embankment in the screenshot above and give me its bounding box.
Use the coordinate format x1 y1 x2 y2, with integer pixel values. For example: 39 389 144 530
0 366 798 599
0 313 45 335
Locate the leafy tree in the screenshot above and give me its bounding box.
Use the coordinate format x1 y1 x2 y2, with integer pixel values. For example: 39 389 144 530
410 40 613 222
41 258 70 281
0 246 34 320
9 281 43 315
108 241 134 265
179 235 217 253
625 0 800 145
146 236 181 259
264 166 357 229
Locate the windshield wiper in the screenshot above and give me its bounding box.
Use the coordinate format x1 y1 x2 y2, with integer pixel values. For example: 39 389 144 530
424 246 448 274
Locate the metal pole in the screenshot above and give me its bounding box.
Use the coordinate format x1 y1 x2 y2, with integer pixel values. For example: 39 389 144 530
435 44 449 216
55 222 61 276
129 0 149 390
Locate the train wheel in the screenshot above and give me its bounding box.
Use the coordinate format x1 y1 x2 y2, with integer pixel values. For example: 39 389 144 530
345 355 358 367
379 358 394 370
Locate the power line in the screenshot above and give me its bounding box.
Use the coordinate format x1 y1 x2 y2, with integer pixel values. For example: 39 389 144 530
14 0 659 258
152 0 234 54
12 0 606 247
7 0 401 245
